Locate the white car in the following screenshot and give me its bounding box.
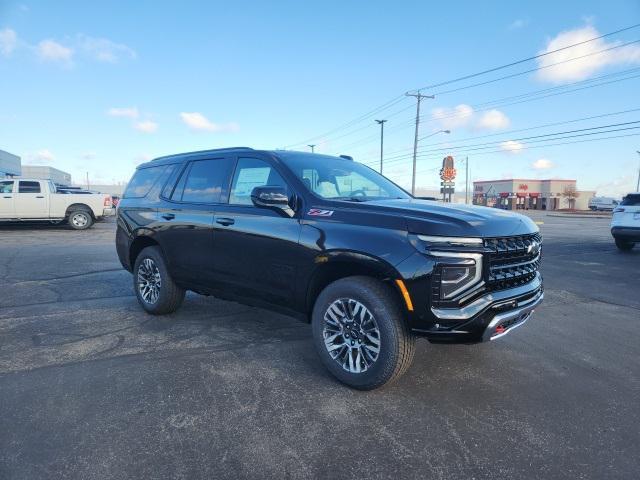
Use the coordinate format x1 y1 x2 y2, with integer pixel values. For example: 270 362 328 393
0 178 113 230
611 193 640 251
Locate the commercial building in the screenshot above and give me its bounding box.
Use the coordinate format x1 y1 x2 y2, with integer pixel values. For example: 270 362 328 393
20 165 72 186
473 178 595 211
0 149 21 177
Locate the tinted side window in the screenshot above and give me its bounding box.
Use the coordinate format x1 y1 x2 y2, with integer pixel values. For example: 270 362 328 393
19 181 41 193
0 180 14 193
621 194 640 206
174 158 234 204
229 158 287 205
123 165 168 198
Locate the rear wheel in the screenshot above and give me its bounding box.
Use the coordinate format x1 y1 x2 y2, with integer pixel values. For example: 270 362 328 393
68 209 94 230
615 238 635 251
312 276 415 390
133 246 185 314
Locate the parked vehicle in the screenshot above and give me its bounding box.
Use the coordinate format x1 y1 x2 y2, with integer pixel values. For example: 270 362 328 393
611 193 640 251
116 148 543 389
0 178 113 229
588 197 619 211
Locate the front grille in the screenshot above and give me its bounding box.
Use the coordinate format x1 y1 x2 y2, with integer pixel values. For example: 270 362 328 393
484 233 542 291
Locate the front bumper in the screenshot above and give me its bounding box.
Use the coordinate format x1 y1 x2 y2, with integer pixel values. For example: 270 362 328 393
412 274 544 343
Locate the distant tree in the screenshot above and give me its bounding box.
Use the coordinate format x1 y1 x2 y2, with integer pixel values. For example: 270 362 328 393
561 185 580 209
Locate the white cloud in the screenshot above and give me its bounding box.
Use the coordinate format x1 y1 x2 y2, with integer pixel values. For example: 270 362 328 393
500 140 525 153
78 35 136 63
536 25 640 84
0 28 17 56
431 104 474 130
107 107 139 119
594 174 637 198
134 120 158 133
81 152 96 160
508 19 527 30
531 158 554 170
26 149 55 164
477 109 510 130
179 112 239 133
36 39 73 65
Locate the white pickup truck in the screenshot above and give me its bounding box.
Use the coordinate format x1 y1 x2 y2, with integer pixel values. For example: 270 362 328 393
0 178 113 230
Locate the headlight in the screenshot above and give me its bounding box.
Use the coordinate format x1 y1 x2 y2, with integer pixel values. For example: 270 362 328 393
430 251 483 300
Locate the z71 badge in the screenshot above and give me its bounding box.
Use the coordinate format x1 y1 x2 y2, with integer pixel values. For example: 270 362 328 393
307 209 334 217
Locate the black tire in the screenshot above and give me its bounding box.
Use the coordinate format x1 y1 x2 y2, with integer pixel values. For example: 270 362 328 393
615 238 635 251
68 209 94 230
311 276 415 390
133 246 185 315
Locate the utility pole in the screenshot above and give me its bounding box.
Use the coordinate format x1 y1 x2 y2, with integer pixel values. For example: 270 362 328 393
465 156 469 204
86 172 89 190
636 151 640 192
375 119 387 174
406 91 434 195
308 144 316 153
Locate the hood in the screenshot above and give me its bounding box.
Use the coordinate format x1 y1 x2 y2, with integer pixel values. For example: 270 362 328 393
356 198 539 237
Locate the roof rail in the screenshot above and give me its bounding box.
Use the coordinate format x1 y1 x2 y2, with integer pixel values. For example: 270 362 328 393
152 147 254 162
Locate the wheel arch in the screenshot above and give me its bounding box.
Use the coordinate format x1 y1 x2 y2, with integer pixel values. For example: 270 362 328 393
129 232 163 271
65 203 95 219
304 251 406 320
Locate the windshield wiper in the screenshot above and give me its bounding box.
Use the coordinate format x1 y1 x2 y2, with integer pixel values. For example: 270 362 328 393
334 196 368 202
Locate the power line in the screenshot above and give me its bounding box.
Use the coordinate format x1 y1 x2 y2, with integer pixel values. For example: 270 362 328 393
413 23 640 91
284 23 640 150
431 39 640 96
332 67 640 154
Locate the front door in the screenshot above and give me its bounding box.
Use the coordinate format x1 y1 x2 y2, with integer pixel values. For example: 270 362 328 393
0 180 16 218
15 180 48 217
211 155 302 307
155 156 235 286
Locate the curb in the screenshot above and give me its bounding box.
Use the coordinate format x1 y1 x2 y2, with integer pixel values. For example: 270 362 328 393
547 214 611 219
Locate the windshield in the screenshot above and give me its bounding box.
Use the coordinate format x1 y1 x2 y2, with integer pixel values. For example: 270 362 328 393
276 152 410 201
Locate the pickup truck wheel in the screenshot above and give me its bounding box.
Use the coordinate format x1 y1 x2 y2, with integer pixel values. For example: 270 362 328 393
133 246 185 315
312 276 415 390
68 210 94 230
615 238 635 251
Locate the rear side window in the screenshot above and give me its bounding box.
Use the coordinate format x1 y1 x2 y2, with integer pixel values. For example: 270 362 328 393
0 180 14 193
123 165 168 198
171 158 234 204
19 181 41 193
621 194 640 206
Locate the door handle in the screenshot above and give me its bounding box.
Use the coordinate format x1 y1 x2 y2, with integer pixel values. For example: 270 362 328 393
36 196 44 198
216 217 235 226
2 196 11 199
161 213 175 220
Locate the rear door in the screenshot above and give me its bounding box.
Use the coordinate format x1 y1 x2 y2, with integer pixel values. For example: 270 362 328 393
211 155 303 306
155 156 235 286
15 181 49 217
0 180 16 218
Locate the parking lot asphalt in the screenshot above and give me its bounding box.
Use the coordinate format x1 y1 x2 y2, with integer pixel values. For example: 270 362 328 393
1 213 639 480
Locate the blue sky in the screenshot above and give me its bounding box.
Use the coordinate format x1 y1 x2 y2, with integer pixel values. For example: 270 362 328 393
1 0 639 196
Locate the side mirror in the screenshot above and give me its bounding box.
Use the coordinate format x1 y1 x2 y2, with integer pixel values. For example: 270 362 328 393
251 186 294 217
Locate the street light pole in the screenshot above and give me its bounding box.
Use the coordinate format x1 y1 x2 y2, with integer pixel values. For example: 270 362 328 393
375 119 387 174
465 156 469 205
308 144 316 153
406 91 435 195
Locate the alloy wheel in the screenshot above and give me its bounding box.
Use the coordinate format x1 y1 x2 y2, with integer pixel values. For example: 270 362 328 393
322 298 381 374
137 258 162 304
71 212 89 228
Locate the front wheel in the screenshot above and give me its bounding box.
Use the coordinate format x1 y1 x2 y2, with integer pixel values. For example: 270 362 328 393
615 238 635 251
312 276 415 390
133 246 185 314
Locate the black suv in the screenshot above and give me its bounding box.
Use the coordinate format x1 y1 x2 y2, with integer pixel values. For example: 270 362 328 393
116 147 543 389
